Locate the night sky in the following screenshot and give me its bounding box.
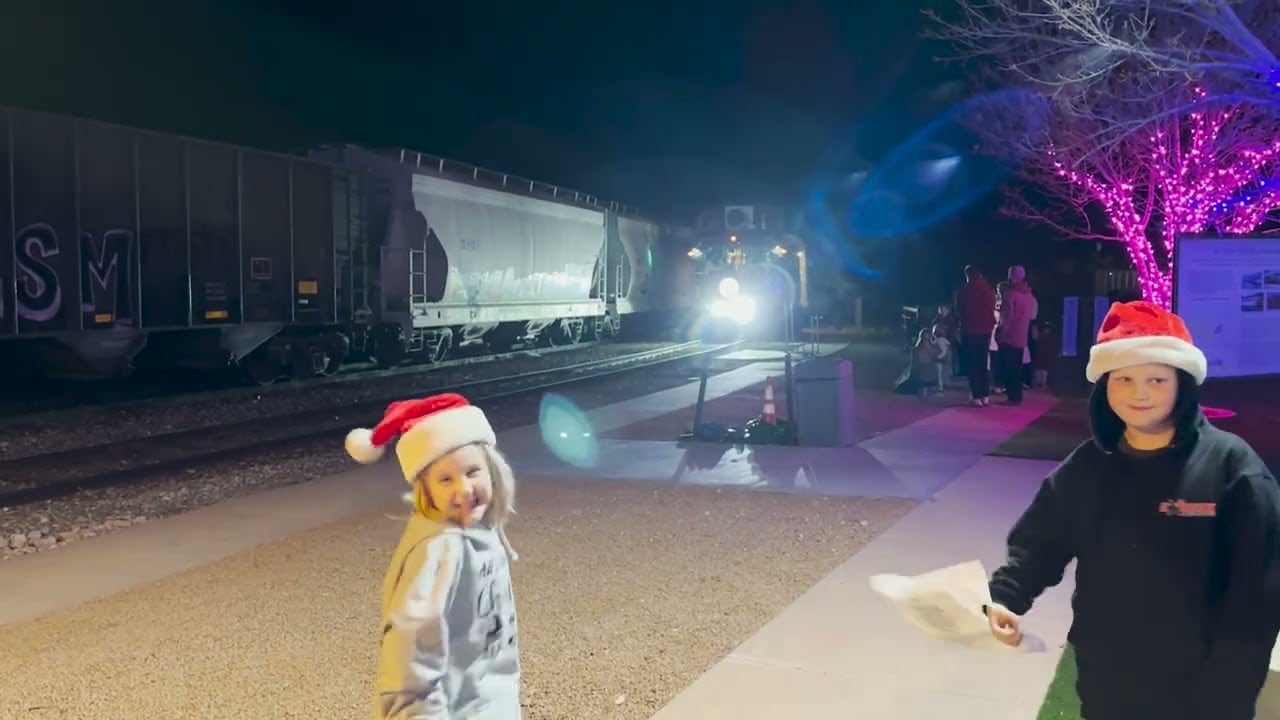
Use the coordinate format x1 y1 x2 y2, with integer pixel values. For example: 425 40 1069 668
0 0 1073 301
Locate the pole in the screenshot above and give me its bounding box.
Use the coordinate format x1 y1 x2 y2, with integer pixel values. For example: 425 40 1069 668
692 351 710 434
784 350 797 445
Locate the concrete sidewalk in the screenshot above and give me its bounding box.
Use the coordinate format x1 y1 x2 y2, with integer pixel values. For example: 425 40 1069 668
650 403 1075 720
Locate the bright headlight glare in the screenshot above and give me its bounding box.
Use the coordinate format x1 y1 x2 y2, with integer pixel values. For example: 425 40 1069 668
718 277 740 299
708 295 755 324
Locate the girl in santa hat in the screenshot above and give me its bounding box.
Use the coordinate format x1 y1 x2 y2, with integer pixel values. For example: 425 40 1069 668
346 392 522 720
982 301 1280 720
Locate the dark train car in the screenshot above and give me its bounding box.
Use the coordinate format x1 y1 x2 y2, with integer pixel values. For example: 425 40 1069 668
0 107 365 382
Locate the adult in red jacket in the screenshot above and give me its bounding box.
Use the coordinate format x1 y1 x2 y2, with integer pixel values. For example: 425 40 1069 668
955 265 997 406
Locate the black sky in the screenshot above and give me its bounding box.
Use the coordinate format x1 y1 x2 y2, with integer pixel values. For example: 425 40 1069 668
0 0 1077 305
0 0 954 217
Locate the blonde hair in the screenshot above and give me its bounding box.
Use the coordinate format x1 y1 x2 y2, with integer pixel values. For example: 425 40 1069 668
406 442 517 529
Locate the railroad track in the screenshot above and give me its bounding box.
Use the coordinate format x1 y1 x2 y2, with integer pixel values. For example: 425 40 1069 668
0 339 620 424
0 340 743 508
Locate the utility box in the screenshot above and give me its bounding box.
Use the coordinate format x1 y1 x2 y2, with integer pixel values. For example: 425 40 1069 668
794 357 856 447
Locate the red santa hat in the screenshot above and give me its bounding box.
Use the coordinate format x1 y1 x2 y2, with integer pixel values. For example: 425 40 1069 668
1086 301 1207 385
344 392 497 483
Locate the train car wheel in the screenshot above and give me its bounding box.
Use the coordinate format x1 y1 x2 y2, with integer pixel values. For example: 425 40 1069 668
316 352 341 377
243 347 284 386
318 335 349 376
543 324 562 347
601 314 620 340
374 339 406 369
567 319 585 345
428 330 454 364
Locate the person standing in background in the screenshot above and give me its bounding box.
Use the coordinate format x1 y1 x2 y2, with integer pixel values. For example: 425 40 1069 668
996 265 1036 406
1022 281 1040 389
933 304 961 378
955 265 997 407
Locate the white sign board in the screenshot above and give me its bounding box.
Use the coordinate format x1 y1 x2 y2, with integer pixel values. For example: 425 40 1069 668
1174 236 1280 378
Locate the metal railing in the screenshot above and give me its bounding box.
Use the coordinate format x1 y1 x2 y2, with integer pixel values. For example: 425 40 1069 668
380 147 644 217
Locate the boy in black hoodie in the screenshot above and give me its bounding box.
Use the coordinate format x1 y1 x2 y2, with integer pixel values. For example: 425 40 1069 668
983 301 1280 720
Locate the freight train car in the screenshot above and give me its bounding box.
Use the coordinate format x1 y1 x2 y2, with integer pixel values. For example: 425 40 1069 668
0 106 363 382
312 146 695 365
605 211 698 339
0 108 695 382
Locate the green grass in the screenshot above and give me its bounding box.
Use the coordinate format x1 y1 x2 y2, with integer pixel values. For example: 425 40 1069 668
1037 645 1082 720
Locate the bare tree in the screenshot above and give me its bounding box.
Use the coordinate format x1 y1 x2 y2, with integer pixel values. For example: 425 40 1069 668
929 0 1280 147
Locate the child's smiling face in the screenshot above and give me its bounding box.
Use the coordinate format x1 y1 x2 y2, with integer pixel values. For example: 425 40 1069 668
1106 363 1179 434
418 444 493 527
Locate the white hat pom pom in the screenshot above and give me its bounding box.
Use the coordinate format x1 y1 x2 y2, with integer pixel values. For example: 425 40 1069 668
345 428 386 464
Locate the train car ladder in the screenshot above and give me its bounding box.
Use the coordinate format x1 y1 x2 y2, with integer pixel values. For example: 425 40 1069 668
409 249 428 307
348 174 373 323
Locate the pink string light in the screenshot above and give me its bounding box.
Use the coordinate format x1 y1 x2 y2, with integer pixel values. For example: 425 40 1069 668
1046 92 1280 309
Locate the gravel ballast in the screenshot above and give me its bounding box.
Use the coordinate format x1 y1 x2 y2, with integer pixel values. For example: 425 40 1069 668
0 342 678 462
0 354 750 560
0 475 915 720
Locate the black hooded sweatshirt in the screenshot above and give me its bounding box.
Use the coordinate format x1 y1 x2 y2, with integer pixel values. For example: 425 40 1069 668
988 373 1280 720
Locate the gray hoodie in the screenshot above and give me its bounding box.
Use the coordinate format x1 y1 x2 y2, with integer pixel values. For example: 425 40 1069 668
375 512 521 719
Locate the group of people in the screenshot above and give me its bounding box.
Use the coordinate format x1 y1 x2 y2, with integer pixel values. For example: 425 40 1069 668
347 298 1280 719
953 263 1041 406
903 263 1055 404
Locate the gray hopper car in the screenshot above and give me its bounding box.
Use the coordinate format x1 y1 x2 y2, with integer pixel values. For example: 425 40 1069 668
0 107 696 382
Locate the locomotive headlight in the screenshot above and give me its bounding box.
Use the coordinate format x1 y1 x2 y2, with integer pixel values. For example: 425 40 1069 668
730 295 756 324
717 277 740 299
708 295 756 325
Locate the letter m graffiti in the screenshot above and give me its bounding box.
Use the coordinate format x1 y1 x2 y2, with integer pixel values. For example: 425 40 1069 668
80 229 133 324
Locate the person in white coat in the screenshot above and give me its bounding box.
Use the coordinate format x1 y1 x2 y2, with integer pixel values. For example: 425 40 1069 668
346 392 522 720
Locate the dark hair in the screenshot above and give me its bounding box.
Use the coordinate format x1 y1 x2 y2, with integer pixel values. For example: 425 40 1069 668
964 264 980 280
1088 369 1202 450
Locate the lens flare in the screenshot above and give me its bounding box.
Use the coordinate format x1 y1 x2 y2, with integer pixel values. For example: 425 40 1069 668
848 88 1048 238
537 393 600 468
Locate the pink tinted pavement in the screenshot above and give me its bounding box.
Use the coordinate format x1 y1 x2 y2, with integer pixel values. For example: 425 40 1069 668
646 393 1081 720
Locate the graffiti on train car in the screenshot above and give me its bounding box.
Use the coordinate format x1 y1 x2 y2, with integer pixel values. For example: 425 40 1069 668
2 222 135 328
79 228 134 325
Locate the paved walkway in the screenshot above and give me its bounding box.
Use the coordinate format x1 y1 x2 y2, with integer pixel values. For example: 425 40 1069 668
647 401 1280 718
649 452 1074 720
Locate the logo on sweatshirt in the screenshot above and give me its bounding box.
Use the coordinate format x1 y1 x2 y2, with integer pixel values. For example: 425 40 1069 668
1158 499 1217 517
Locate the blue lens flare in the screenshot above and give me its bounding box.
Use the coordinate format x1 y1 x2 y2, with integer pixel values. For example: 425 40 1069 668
848 88 1049 239
537 393 600 468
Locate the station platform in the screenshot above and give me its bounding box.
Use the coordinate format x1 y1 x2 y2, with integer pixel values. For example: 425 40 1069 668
0 344 1088 720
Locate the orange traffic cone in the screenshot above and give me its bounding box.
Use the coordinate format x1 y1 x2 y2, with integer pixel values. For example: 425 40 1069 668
762 376 777 425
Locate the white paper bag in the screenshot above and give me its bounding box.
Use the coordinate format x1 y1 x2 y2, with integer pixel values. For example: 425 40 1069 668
869 560 1046 653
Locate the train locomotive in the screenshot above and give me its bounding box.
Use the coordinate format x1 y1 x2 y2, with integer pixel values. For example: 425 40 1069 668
0 107 696 382
683 204 810 343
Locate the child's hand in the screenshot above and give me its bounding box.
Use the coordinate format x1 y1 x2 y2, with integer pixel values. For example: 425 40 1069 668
985 603 1023 647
